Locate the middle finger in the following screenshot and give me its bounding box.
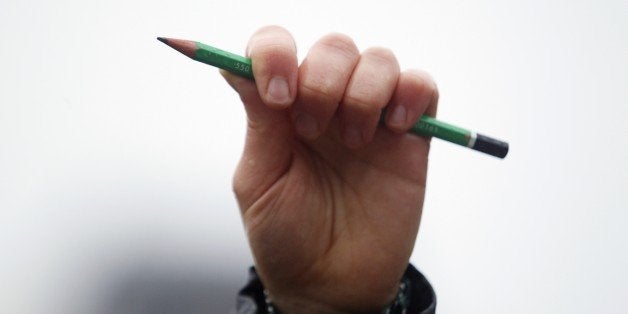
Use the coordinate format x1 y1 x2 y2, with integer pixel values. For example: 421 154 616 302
339 47 400 148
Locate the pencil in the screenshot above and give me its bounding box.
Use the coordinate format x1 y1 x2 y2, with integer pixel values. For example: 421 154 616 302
157 37 509 158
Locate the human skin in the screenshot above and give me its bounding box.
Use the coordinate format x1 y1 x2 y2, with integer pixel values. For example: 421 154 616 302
221 25 438 313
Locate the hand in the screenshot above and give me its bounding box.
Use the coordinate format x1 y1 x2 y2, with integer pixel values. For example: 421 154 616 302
221 25 438 313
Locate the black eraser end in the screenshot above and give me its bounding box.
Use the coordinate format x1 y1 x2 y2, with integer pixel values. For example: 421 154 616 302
472 134 509 158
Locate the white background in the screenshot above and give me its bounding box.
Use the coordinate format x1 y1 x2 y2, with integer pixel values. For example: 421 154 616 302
1 0 627 313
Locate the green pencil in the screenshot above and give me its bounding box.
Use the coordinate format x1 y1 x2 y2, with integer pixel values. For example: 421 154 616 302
158 37 509 158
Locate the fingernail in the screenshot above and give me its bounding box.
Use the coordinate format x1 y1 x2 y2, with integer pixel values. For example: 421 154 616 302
343 127 363 148
389 105 407 127
295 113 319 139
267 76 291 105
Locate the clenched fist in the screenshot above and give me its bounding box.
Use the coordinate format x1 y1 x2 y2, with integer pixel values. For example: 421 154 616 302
222 25 438 313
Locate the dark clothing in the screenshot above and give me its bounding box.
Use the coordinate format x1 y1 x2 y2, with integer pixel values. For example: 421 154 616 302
236 264 436 313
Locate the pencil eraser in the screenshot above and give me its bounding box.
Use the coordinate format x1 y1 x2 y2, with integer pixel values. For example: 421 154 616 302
472 133 509 158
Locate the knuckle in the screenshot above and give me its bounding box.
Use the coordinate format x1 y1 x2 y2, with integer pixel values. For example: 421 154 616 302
253 44 297 62
405 69 439 108
363 46 399 68
248 26 296 56
342 94 382 115
299 81 339 106
317 33 359 59
256 24 290 35
405 69 437 91
251 25 293 44
431 86 440 106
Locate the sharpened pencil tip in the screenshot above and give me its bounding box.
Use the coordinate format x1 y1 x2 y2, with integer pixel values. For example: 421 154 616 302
156 37 198 59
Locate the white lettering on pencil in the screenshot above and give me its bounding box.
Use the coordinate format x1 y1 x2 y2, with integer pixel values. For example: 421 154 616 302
417 123 438 133
234 62 250 72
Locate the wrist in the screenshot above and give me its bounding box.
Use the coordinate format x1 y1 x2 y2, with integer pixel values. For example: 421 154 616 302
263 279 408 314
267 293 397 314
237 265 435 314
264 294 358 314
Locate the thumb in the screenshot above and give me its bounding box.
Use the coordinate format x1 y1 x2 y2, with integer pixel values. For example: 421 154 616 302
221 70 291 131
220 70 293 210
